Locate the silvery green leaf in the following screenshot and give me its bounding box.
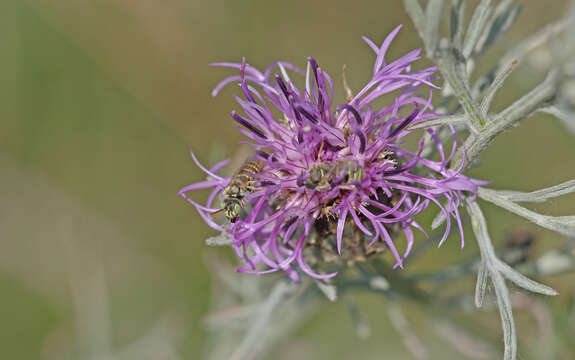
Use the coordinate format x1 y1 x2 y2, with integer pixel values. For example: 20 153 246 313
478 187 575 237
434 319 497 359
452 70 559 170
408 114 468 130
462 0 492 58
436 48 484 132
496 70 557 123
425 0 444 56
403 0 427 45
206 232 232 246
431 210 447 229
229 281 297 360
491 270 517 360
475 260 489 307
369 275 390 291
451 47 466 64
387 303 429 359
315 280 338 302
494 260 558 296
203 305 261 329
343 296 371 340
473 14 570 99
466 201 517 360
466 201 495 260
472 65 498 99
496 179 575 203
476 2 522 54
450 0 466 50
500 19 570 70
491 0 513 17
480 59 519 116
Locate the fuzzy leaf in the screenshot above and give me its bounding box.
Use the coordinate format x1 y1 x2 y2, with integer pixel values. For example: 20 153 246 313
206 232 233 246
477 2 522 54
425 0 444 56
491 270 517 360
480 60 519 116
495 260 558 296
315 280 338 302
409 114 468 130
230 281 297 360
475 260 489 307
463 0 493 57
403 0 427 45
496 179 575 203
467 200 517 360
479 187 575 237
450 0 466 50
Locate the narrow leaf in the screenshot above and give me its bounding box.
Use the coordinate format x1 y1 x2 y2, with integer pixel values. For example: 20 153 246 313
431 209 447 229
403 0 427 45
479 4 523 53
480 59 519 116
495 260 558 296
491 270 517 360
343 296 371 340
434 319 497 359
478 187 575 237
499 19 570 70
315 280 338 302
387 303 429 359
463 0 493 57
436 52 484 132
230 281 296 360
450 0 466 50
425 0 444 56
475 260 489 307
495 70 557 125
496 179 575 203
206 232 233 246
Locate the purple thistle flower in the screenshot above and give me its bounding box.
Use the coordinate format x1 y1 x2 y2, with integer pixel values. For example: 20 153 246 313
180 25 488 282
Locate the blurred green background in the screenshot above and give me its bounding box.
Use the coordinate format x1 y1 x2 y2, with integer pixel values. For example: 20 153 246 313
0 0 573 359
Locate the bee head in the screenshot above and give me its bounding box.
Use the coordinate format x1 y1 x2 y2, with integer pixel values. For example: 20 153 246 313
224 200 242 222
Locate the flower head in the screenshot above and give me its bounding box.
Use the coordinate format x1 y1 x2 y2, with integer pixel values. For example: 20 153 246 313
180 25 487 282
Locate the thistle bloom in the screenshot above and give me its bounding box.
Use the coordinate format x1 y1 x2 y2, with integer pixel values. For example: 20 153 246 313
180 25 487 282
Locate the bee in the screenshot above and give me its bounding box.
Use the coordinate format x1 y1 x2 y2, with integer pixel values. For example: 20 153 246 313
377 149 397 165
303 158 365 193
214 158 264 223
334 158 364 189
303 162 334 192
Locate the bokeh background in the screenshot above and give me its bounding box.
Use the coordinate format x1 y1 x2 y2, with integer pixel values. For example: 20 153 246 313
1 0 574 359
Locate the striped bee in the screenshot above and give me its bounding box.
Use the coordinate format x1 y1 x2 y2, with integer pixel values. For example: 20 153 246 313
215 158 264 223
303 162 333 192
304 158 365 193
334 158 364 189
